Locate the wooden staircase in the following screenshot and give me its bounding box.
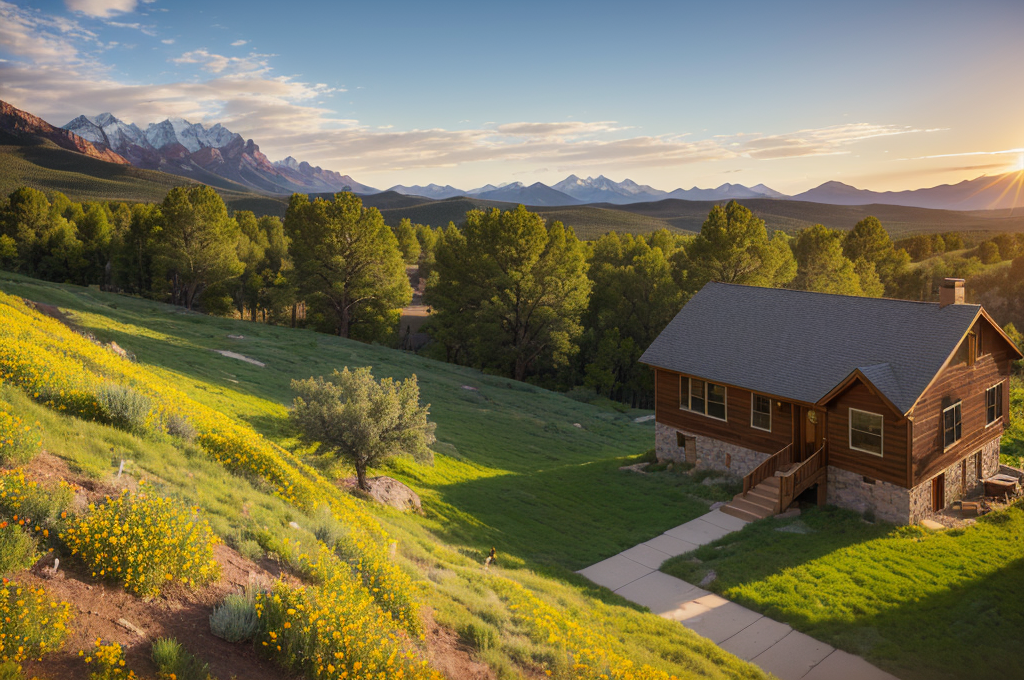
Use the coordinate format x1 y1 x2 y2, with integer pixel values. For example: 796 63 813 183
721 443 828 523
721 471 785 522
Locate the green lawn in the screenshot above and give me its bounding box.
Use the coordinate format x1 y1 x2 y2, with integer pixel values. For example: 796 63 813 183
0 271 769 679
662 505 1024 680
0 271 723 570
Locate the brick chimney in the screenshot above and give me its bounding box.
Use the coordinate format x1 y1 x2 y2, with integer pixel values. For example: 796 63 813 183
939 278 965 308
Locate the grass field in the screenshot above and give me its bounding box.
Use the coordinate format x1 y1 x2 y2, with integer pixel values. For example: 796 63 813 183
0 270 767 679
0 271 726 569
661 501 1024 680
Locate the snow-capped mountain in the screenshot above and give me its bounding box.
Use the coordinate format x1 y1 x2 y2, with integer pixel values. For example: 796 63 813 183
62 112 376 195
553 175 669 204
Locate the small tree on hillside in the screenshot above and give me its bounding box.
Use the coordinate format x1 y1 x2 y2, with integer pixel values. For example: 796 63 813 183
290 367 436 491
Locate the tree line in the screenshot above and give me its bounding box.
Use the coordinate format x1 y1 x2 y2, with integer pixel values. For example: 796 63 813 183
3 185 1021 407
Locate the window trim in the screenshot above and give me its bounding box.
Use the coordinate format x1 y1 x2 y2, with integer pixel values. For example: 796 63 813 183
985 382 1004 427
943 401 963 450
849 407 884 457
751 393 772 432
677 374 727 422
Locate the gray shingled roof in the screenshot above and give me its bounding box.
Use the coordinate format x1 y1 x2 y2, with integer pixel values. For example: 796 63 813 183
639 282 981 414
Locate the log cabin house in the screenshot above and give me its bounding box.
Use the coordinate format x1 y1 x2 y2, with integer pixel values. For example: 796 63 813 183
639 278 1022 524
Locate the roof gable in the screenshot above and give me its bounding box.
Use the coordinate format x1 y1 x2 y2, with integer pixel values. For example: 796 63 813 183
639 282 982 413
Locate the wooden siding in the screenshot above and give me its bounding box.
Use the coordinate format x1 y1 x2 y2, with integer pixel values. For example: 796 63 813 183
826 381 910 487
910 317 1015 485
654 368 793 454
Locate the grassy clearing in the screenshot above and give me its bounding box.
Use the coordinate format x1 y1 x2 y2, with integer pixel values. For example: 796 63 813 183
0 271 724 569
0 271 763 679
662 505 1024 680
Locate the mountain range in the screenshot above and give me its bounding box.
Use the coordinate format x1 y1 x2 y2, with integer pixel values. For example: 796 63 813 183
62 111 375 195
3 100 1023 212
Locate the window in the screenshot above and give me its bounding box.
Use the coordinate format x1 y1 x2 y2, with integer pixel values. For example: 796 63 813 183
849 408 884 456
986 382 1003 425
707 383 727 420
751 394 772 431
678 375 727 421
943 401 962 448
690 379 705 414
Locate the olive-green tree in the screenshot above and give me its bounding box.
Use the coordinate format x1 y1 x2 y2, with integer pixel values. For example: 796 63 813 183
290 367 436 491
426 205 591 381
154 186 243 309
672 201 795 293
285 192 410 340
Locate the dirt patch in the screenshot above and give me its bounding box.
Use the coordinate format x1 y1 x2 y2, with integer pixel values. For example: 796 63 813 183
421 609 496 680
23 300 79 331
14 455 288 679
20 542 287 680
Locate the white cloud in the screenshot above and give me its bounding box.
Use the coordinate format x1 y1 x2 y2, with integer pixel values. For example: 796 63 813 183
161 38 174 44
65 0 137 18
171 48 273 76
230 39 247 47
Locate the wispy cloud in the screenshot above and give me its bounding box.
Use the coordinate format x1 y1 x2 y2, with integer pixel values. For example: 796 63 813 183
230 39 247 47
65 0 137 18
903 147 1024 161
160 38 173 44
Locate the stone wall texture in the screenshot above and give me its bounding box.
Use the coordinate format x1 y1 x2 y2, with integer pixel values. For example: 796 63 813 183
655 422 768 476
827 467 911 524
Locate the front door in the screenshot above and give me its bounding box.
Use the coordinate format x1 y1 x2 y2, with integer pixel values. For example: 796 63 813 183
795 407 825 460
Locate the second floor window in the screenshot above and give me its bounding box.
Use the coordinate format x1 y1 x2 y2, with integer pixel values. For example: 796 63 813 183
943 401 962 448
986 383 1003 425
679 376 727 421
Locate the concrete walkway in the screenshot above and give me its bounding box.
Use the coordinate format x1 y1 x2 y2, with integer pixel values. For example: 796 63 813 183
578 509 898 680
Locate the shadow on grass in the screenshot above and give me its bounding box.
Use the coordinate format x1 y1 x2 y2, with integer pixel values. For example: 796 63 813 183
661 506 895 589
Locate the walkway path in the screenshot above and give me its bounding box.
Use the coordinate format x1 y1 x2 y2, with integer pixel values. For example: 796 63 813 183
578 508 898 680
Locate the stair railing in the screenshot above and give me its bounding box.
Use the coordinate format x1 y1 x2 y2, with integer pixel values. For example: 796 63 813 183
776 441 828 513
743 443 793 496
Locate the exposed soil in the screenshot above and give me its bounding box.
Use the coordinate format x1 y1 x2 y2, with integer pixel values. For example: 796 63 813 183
421 609 496 680
23 300 78 331
15 454 289 680
20 543 289 680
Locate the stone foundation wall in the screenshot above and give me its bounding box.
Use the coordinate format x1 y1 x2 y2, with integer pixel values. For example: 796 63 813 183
908 436 1002 523
827 467 911 524
654 422 769 476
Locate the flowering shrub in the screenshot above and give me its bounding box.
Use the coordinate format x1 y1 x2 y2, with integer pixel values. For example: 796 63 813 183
60 488 221 597
0 402 41 464
0 468 73 529
0 581 73 665
254 548 440 680
81 639 143 680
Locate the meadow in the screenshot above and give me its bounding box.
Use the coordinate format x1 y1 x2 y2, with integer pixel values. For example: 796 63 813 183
0 270 762 680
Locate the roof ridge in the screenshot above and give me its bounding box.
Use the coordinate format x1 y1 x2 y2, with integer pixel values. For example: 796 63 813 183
704 281 981 308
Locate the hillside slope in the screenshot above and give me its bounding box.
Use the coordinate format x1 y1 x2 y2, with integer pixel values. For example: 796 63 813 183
0 270 764 680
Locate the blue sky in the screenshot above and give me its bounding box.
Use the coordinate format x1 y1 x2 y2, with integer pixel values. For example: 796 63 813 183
2 0 1023 192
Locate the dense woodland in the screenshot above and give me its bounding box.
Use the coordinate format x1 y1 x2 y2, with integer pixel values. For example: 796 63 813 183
2 185 1023 407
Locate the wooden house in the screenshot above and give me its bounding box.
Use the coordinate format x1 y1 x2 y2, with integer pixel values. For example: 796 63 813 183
639 278 1022 524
